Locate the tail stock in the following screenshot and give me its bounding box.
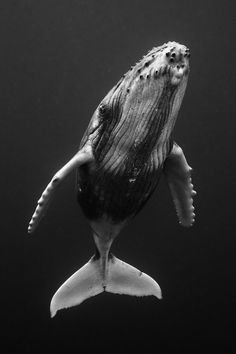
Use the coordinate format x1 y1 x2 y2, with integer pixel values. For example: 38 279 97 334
50 254 162 317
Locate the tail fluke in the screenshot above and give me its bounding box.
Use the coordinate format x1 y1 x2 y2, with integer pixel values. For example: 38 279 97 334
50 257 104 317
50 255 161 317
106 256 162 298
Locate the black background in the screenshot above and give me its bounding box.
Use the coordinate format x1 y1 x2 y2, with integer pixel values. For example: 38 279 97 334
1 0 235 353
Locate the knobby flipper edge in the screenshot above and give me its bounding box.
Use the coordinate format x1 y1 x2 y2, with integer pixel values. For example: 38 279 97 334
163 142 196 227
28 145 94 234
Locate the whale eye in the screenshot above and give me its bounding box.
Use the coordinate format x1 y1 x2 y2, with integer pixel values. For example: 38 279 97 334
99 103 110 117
99 104 106 113
98 102 112 122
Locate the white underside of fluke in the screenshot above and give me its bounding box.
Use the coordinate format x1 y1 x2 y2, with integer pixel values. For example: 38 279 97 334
50 255 162 317
106 257 162 298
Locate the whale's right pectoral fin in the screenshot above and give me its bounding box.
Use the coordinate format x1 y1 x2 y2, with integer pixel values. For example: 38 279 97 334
163 142 196 227
28 144 94 234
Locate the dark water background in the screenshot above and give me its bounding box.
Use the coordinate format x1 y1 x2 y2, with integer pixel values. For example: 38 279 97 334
1 0 235 353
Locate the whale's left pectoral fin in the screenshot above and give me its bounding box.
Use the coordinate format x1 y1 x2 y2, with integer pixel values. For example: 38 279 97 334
163 142 196 227
28 144 94 234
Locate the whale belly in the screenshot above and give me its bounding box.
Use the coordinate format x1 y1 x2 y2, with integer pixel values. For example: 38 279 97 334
76 144 171 222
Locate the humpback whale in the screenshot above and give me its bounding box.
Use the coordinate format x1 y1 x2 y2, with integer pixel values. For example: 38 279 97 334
28 41 196 317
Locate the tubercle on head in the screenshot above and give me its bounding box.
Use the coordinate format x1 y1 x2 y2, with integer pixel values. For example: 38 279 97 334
117 42 190 93
164 45 190 85
165 46 190 60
